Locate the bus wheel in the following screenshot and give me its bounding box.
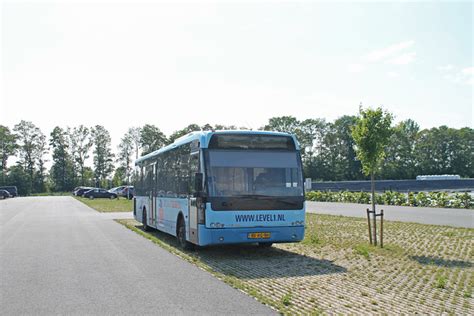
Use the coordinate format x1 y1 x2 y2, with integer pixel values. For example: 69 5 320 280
257 242 273 248
177 217 193 250
143 209 150 231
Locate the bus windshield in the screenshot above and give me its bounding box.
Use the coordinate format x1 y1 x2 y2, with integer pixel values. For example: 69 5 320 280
206 150 303 198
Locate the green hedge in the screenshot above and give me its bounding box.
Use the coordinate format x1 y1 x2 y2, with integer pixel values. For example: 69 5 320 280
305 191 473 209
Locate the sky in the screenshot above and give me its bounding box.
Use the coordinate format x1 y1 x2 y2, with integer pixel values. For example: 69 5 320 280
1 0 473 153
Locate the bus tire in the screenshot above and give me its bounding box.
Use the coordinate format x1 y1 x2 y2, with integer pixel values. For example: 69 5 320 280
257 242 273 248
177 216 193 250
143 208 151 231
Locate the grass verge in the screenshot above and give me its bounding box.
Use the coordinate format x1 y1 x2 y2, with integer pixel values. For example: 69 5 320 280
75 196 132 212
116 213 474 314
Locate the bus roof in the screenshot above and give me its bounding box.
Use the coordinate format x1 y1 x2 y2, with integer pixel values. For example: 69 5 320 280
135 130 300 165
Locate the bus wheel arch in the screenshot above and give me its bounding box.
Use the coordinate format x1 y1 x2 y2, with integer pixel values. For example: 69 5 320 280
142 206 150 231
176 212 193 250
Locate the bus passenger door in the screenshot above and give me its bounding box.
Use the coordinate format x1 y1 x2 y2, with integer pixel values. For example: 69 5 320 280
188 197 198 244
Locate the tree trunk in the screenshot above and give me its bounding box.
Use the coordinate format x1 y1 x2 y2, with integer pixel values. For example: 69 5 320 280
371 171 377 245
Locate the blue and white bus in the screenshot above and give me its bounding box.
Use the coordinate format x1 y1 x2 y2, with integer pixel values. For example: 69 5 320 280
133 130 305 249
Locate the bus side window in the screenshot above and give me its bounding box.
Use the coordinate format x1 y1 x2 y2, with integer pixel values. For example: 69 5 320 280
189 153 199 195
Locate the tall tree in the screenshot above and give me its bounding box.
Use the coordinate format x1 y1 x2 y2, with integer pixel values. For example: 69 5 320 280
382 119 419 179
140 124 168 155
352 106 393 246
0 125 17 184
313 116 361 181
415 126 474 178
167 124 200 144
451 127 474 178
117 132 134 185
33 133 48 193
6 165 30 195
69 125 93 186
50 126 75 191
263 116 300 134
297 118 328 178
13 120 47 193
127 127 142 160
91 125 114 187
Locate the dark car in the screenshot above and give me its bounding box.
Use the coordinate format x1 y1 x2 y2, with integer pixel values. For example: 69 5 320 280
0 189 11 199
0 186 18 197
83 188 118 199
74 187 94 196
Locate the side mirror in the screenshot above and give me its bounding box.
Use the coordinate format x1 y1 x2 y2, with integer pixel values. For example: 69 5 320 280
194 172 203 194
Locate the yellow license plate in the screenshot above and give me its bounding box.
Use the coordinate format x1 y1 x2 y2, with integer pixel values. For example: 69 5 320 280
248 232 271 239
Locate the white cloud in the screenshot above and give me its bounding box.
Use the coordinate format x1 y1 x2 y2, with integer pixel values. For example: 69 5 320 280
365 40 415 62
442 66 473 86
438 64 455 72
462 67 474 75
387 52 416 65
347 63 365 73
348 40 416 73
387 71 399 78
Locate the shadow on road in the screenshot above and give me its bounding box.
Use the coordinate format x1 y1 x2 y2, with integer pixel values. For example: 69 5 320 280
135 224 347 279
410 255 472 268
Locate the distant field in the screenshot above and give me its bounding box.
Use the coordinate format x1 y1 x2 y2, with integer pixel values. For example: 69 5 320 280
75 196 132 212
117 214 473 314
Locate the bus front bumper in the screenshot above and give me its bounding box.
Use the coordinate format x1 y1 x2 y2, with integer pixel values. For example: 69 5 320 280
197 225 305 246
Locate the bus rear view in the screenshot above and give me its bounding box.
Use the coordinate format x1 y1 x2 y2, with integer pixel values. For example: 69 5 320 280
198 132 305 247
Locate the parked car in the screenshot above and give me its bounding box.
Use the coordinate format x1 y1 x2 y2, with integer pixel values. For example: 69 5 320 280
109 186 126 195
0 189 11 199
83 188 118 199
74 187 94 196
0 186 18 197
120 186 134 199
108 186 134 199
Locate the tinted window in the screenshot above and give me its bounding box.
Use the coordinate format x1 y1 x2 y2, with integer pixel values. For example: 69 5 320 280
208 134 296 150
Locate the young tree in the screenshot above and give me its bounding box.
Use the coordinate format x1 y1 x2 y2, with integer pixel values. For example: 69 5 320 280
140 124 168 155
0 125 17 184
352 106 393 246
69 125 93 186
91 125 114 187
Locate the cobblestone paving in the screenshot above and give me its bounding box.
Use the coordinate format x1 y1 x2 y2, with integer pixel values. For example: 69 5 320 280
118 214 473 315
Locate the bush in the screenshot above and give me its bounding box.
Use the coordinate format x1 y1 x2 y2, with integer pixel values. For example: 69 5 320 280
305 190 473 209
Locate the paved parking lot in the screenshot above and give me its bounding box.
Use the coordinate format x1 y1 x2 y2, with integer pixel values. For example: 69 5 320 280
0 197 274 315
306 201 474 228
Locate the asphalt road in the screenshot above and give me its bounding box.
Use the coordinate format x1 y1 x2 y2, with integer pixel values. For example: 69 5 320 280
306 201 474 228
0 197 274 315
